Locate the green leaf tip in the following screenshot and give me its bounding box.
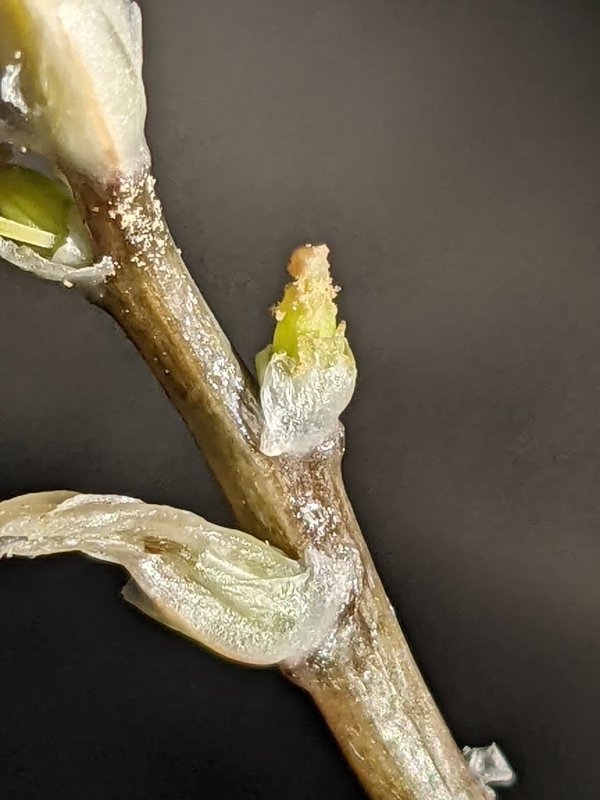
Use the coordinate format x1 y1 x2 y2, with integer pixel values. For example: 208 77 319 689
258 243 354 377
0 164 71 254
272 244 339 360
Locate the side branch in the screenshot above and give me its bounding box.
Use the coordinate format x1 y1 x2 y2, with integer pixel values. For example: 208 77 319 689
71 172 488 800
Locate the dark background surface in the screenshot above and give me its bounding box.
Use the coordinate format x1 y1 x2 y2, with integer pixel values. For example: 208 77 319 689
1 1 599 798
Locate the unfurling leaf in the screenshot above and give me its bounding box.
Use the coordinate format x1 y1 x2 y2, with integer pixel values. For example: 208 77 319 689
0 492 352 666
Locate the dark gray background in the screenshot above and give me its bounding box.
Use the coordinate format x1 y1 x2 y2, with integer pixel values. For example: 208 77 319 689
1 1 599 798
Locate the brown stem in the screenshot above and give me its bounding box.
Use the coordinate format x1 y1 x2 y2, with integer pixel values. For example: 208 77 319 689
72 171 487 800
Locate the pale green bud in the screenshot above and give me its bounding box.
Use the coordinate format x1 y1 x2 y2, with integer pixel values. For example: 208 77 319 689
256 244 357 456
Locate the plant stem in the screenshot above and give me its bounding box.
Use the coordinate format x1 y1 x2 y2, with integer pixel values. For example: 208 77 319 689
72 172 488 800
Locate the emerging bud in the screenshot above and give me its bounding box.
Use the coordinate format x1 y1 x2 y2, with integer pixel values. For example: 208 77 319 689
0 159 99 282
256 244 357 457
463 744 515 799
0 0 148 181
